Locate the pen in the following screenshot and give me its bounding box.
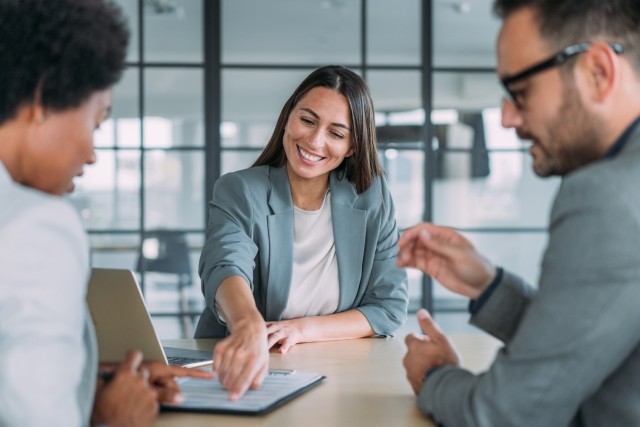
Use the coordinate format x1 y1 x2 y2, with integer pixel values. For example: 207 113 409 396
269 369 296 376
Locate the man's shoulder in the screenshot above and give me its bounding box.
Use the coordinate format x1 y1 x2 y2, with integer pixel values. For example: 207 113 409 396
552 148 640 231
561 142 640 198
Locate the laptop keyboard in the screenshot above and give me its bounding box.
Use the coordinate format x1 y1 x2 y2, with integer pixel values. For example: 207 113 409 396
167 356 207 366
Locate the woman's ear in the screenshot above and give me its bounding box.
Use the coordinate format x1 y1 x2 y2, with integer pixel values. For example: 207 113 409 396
345 146 354 158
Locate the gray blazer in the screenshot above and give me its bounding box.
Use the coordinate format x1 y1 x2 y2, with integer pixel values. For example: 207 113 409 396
195 165 408 338
418 125 640 426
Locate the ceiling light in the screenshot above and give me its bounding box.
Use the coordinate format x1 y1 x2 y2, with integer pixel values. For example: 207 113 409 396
454 1 472 14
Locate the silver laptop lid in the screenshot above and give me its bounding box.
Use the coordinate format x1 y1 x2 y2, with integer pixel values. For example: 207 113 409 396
87 268 167 363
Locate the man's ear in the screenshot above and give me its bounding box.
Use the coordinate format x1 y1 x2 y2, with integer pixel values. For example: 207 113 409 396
581 41 619 103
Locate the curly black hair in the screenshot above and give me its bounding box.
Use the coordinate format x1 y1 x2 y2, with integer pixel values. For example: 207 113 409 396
0 0 130 124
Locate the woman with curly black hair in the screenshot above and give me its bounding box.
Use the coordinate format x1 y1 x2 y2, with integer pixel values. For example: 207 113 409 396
0 1 210 426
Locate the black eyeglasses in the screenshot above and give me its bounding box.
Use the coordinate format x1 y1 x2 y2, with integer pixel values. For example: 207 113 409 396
501 41 624 108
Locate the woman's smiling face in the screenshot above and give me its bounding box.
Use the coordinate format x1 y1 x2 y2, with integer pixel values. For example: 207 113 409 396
283 86 353 185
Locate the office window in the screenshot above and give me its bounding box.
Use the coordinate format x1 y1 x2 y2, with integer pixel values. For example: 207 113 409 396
89 234 140 272
221 69 314 148
222 0 361 65
433 150 559 229
367 0 421 65
76 0 556 337
426 0 552 312
71 150 141 230
221 151 260 175
144 151 205 229
367 70 425 230
144 69 205 148
433 231 547 310
144 0 203 63
433 0 500 67
117 0 140 63
78 0 207 338
142 232 205 338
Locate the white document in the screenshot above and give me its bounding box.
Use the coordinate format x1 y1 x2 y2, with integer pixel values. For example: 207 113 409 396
162 369 325 415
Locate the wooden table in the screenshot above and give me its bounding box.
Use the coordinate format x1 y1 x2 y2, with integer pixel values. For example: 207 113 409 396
155 334 501 426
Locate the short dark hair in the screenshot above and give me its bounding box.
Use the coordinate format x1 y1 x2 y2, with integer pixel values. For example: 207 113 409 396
252 65 383 194
493 0 640 73
0 0 129 125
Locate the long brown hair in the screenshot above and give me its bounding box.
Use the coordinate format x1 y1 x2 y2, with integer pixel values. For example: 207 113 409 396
252 65 383 194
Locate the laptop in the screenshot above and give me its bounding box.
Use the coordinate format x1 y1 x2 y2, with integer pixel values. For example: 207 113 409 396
87 268 212 368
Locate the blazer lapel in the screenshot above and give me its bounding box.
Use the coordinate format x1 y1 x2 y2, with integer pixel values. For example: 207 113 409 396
330 171 366 311
266 167 294 320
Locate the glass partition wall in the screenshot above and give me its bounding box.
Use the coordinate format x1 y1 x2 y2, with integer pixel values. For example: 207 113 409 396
78 0 556 338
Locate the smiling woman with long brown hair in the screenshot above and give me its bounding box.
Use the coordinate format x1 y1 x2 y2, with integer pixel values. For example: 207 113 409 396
195 65 409 400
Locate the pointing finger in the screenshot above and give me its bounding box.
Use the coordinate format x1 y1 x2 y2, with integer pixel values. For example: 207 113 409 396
416 309 444 341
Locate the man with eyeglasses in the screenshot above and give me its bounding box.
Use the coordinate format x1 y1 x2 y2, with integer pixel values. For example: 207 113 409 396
398 0 640 426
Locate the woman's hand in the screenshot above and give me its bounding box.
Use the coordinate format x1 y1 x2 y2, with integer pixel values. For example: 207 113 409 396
213 317 269 401
266 319 306 353
211 275 270 400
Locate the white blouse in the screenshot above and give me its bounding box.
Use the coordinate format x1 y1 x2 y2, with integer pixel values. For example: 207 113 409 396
281 190 340 319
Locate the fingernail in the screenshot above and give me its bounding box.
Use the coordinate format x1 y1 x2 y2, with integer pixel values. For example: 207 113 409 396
420 230 431 239
173 393 185 403
140 367 150 380
417 308 430 320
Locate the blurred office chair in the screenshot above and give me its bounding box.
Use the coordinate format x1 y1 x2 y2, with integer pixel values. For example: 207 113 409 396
136 230 197 338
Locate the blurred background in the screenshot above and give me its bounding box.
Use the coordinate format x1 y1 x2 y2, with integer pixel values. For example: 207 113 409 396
74 0 559 338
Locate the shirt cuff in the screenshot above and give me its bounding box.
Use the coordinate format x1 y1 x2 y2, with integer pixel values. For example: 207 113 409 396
468 266 503 315
424 365 443 382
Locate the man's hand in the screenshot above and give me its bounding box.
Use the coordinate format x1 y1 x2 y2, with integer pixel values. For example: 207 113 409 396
397 223 496 299
91 350 158 427
403 309 460 394
213 317 269 401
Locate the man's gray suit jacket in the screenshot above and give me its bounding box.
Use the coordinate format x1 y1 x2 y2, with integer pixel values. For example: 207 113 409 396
420 124 640 427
